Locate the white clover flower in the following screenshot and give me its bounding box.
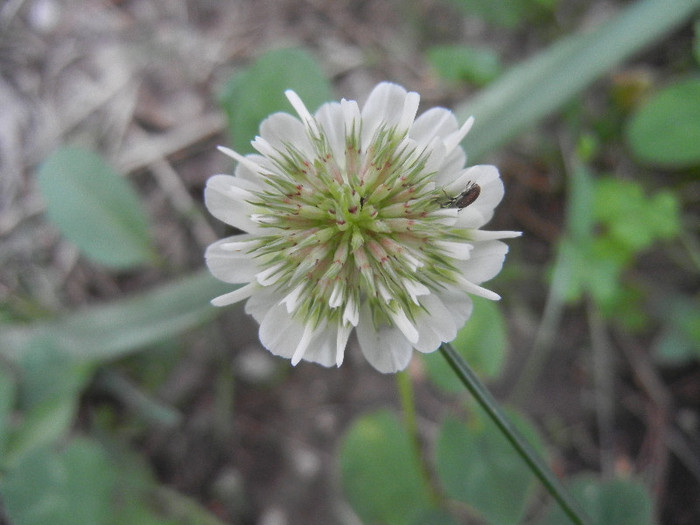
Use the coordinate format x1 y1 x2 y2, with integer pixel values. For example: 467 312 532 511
205 82 520 373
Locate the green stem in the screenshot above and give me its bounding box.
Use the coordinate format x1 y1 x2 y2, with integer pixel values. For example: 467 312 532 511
396 370 439 505
439 343 591 525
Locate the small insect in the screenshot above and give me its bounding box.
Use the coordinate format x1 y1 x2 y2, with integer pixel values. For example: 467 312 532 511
441 182 481 210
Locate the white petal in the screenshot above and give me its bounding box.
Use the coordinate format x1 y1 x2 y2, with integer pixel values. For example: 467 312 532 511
468 230 522 241
217 146 265 176
204 174 261 232
439 289 475 325
388 308 419 344
244 287 279 323
280 282 306 313
361 82 411 147
397 91 420 134
434 146 467 186
341 98 361 141
443 116 474 155
205 235 258 283
259 111 314 158
260 306 339 368
335 323 353 366
211 282 258 307
421 137 448 178
455 275 501 301
455 240 509 284
434 240 473 260
315 101 347 167
291 323 316 365
258 303 303 360
410 107 459 146
234 153 271 184
256 262 286 286
357 302 414 373
343 295 359 326
413 294 458 353
402 278 430 305
298 323 339 367
285 89 321 137
329 281 344 308
250 135 277 158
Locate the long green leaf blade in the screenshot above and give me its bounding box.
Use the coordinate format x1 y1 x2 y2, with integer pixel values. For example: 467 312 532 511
0 270 229 363
457 0 700 160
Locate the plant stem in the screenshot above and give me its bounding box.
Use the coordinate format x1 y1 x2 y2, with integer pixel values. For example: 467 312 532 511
396 370 440 505
439 343 591 525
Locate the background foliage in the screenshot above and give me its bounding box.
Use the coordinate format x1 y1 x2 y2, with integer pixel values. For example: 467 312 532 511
1 0 699 523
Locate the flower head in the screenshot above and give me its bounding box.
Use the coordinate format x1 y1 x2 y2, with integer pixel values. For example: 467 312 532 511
205 82 519 373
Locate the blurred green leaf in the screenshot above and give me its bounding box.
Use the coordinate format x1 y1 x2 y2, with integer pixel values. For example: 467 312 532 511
694 20 700 65
456 0 700 161
555 172 681 312
436 408 545 525
0 270 229 365
0 365 16 456
17 338 93 409
340 410 433 525
448 0 530 27
653 296 700 363
5 396 77 467
567 163 596 242
423 298 506 393
219 48 333 154
1 438 116 525
37 146 155 269
626 77 700 168
540 475 653 525
427 45 502 86
410 509 459 525
594 178 681 252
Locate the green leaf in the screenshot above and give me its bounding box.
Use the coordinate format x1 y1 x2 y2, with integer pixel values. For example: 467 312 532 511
0 269 229 365
17 338 92 410
653 296 700 363
566 163 596 242
423 298 507 393
448 0 529 28
539 475 653 525
436 409 545 525
594 178 681 252
219 48 333 154
5 396 77 467
626 77 700 168
0 364 16 456
340 410 433 525
427 45 502 86
456 0 700 161
410 509 459 525
1 438 117 525
37 146 155 269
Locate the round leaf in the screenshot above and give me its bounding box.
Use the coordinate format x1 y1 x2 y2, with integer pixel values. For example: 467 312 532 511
219 48 333 154
37 147 154 269
427 45 502 86
0 438 117 525
539 475 653 525
423 298 507 393
340 410 433 525
626 77 700 168
436 409 545 524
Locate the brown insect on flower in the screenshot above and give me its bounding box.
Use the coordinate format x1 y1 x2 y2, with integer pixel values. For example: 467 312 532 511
441 182 481 210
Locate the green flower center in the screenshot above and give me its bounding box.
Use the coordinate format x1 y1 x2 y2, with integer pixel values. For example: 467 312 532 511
248 123 466 329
